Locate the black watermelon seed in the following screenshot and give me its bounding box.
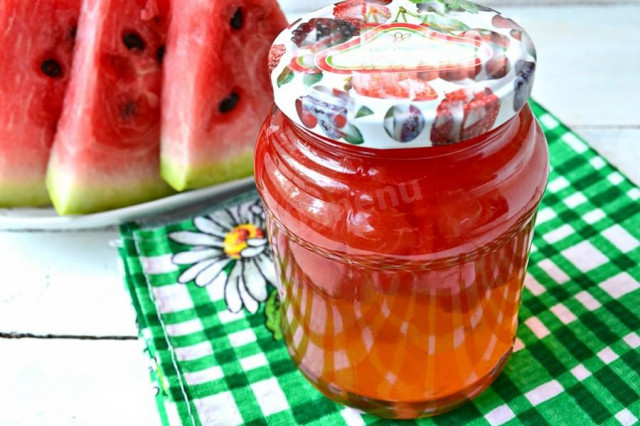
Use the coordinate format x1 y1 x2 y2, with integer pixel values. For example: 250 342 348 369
41 59 62 78
123 32 146 51
219 93 240 113
120 101 138 119
156 46 166 64
68 26 78 41
230 8 243 29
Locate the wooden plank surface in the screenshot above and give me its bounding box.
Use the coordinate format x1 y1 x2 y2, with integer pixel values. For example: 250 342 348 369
0 339 159 425
0 229 136 338
520 5 640 127
1 4 638 426
504 5 640 185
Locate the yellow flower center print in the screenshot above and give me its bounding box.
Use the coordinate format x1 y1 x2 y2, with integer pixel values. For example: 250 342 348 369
224 224 265 260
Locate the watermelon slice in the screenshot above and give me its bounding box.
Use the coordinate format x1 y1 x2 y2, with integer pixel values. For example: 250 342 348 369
0 0 80 207
161 0 288 191
47 0 174 214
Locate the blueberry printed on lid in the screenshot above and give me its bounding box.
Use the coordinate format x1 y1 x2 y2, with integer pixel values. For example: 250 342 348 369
270 0 537 149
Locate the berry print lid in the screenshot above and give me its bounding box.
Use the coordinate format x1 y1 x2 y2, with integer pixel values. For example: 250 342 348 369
269 0 537 149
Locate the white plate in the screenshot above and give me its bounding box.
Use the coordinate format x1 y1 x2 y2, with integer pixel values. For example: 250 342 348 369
0 177 255 231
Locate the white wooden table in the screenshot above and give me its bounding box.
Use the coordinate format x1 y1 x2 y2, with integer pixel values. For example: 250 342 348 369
1 3 639 425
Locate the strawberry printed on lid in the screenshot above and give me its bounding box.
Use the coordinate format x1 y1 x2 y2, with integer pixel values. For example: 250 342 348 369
352 73 438 101
271 0 537 149
333 0 393 30
431 87 500 145
268 44 286 74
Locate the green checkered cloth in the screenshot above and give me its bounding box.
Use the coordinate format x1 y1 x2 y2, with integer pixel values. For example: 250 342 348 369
119 100 640 426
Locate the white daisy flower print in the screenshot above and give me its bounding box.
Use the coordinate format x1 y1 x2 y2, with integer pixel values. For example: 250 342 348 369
169 199 276 314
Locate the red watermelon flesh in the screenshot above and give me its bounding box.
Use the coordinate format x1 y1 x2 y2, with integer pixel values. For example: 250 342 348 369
0 0 80 207
47 0 174 215
161 0 288 191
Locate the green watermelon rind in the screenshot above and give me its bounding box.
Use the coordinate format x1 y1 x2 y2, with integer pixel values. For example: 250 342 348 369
46 164 175 215
160 149 254 192
0 180 50 207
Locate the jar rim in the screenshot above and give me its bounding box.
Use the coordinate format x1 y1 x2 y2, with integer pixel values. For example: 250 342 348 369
280 103 530 161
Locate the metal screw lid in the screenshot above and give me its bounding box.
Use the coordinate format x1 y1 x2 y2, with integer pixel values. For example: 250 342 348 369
269 0 537 149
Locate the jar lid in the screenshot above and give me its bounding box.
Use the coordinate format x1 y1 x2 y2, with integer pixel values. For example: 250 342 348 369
269 0 537 149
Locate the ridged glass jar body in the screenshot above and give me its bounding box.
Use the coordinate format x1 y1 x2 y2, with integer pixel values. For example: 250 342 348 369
254 105 549 418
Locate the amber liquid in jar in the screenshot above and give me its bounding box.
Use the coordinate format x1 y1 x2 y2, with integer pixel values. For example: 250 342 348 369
255 105 549 418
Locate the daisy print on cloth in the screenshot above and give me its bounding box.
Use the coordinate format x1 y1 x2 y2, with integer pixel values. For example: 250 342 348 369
169 199 276 314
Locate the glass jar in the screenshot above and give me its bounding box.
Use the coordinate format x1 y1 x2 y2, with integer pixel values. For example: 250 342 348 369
255 0 549 418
